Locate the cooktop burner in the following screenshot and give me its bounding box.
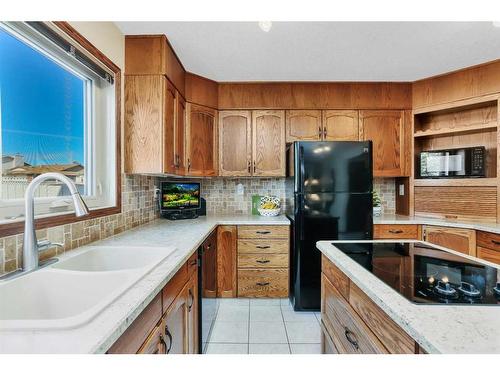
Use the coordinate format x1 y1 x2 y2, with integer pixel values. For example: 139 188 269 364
333 241 500 305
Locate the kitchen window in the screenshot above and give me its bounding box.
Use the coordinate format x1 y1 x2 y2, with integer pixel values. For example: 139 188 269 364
0 22 120 226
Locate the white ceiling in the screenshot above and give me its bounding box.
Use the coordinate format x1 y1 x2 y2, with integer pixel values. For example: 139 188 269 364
115 22 500 82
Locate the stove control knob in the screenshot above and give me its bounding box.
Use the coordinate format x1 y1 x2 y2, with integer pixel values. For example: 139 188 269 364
460 282 474 292
437 280 452 291
458 282 481 297
494 283 500 296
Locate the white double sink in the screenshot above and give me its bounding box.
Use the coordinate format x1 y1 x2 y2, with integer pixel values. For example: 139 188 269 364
0 245 177 331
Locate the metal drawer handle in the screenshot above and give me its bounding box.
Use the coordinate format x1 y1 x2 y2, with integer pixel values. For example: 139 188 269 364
188 288 194 311
256 282 270 286
491 240 500 245
165 327 173 354
388 229 403 234
256 259 270 264
256 245 270 249
344 328 359 350
256 231 271 235
189 259 197 266
159 334 167 354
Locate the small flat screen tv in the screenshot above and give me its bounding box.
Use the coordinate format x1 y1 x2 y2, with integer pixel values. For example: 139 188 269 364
161 182 201 211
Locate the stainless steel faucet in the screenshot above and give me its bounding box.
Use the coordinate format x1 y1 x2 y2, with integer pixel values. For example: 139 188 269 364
22 172 89 273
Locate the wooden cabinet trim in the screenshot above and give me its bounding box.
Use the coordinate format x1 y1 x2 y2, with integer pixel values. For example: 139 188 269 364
322 255 350 300
217 226 238 297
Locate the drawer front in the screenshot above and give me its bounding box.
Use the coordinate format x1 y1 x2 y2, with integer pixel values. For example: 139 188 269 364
374 224 420 239
322 255 349 300
238 239 289 254
162 262 188 313
321 322 339 354
237 269 288 297
238 225 289 239
137 321 165 354
423 225 476 256
321 274 387 354
477 231 500 252
238 253 288 268
349 283 415 354
477 246 500 265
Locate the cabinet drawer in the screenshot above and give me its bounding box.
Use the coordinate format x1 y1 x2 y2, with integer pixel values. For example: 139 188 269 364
477 231 500 252
321 274 387 354
321 322 339 354
238 253 288 268
374 224 420 239
238 239 288 254
477 246 500 265
423 225 476 256
322 255 349 300
237 269 288 297
162 262 188 313
137 320 165 354
349 283 415 354
238 225 289 239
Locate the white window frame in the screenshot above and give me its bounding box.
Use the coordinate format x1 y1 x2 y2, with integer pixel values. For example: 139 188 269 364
0 22 117 224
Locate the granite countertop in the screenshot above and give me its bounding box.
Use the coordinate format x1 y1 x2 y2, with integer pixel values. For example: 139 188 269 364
375 214 500 235
317 240 500 354
0 215 290 354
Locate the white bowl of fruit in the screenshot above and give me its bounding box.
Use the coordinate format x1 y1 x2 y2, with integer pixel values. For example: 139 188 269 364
258 196 281 216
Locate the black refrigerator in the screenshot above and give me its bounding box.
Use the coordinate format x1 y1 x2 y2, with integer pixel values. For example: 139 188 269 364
287 141 373 311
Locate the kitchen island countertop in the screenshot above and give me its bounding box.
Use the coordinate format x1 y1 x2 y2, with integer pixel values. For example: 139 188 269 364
317 239 500 354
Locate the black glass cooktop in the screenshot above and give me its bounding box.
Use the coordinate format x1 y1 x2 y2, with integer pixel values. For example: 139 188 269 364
334 241 500 305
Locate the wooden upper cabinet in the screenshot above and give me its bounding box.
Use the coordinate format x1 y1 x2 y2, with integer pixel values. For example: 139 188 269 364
175 93 186 173
252 110 286 176
322 110 359 141
125 75 164 174
125 35 185 97
163 80 177 174
285 110 322 142
219 111 252 176
186 103 218 176
359 110 406 177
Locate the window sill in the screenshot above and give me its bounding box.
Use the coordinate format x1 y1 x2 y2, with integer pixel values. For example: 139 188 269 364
0 205 121 238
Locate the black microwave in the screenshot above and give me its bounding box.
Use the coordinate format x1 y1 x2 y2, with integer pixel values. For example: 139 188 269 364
418 146 486 178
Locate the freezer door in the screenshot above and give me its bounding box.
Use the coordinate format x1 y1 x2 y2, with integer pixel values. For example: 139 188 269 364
291 192 372 310
294 141 373 193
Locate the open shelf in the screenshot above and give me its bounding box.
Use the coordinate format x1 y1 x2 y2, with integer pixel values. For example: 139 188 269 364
414 178 498 187
413 122 497 138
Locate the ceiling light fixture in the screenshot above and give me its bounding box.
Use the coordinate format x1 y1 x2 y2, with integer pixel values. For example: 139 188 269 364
258 21 272 32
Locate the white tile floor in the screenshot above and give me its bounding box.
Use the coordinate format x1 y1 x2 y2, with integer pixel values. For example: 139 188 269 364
205 298 322 354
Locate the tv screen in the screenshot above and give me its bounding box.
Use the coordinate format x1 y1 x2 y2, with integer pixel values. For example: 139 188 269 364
161 182 200 210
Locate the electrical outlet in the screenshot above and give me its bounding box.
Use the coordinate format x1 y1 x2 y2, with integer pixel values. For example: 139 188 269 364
399 184 405 196
236 183 244 195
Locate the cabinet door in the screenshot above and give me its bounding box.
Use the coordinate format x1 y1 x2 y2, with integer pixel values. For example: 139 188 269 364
217 225 237 297
359 110 405 177
187 271 199 354
285 110 322 142
322 110 359 141
423 225 476 256
137 321 166 354
163 79 177 174
186 103 218 176
252 110 286 176
219 111 252 176
164 285 189 354
175 93 186 174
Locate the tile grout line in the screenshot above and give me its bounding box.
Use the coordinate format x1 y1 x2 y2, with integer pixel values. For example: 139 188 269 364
247 299 250 354
281 302 292 354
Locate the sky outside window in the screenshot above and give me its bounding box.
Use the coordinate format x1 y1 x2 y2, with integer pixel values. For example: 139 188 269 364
0 27 85 167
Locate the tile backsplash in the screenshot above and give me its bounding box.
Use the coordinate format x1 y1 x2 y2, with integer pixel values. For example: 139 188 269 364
0 174 161 276
374 178 395 215
202 178 287 215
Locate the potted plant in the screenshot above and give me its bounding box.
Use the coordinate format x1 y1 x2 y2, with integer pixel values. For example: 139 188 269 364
373 191 383 217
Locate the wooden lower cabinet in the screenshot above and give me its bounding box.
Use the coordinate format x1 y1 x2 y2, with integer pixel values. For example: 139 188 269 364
477 231 500 265
374 224 420 240
108 256 198 354
237 225 290 298
321 255 417 354
423 225 476 256
217 226 237 297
